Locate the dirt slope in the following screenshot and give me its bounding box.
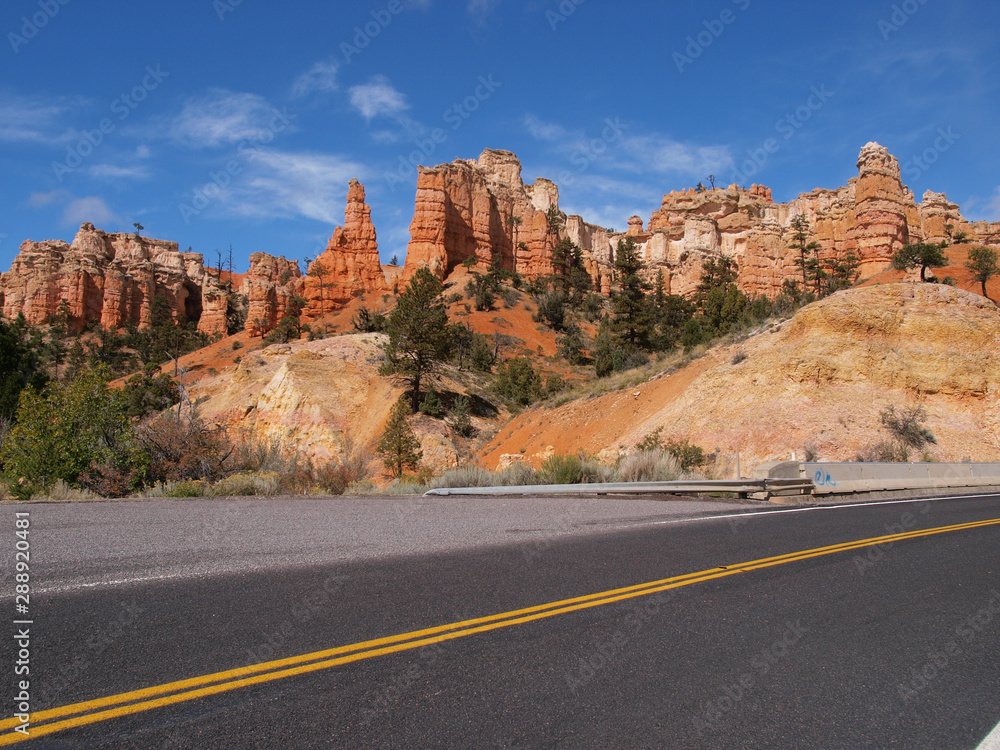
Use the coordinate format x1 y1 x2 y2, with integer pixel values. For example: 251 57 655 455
481 283 1000 473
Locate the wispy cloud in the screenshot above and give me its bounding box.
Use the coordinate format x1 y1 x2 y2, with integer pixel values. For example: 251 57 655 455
221 150 365 224
349 76 409 121
621 135 734 178
0 92 84 145
522 114 733 179
292 60 339 98
522 114 569 142
27 190 70 208
90 164 151 180
166 89 287 148
62 196 117 227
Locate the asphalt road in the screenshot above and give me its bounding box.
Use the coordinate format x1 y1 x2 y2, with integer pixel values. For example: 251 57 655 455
2 492 1000 748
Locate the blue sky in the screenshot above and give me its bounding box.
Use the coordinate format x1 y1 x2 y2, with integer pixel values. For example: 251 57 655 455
1 0 998 272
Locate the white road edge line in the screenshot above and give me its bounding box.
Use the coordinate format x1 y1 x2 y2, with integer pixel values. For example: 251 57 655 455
976 719 1000 750
626 493 1000 528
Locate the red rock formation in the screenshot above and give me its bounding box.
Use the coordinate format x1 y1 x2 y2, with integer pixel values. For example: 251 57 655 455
241 253 302 336
848 142 911 277
918 191 973 245
402 150 563 283
303 179 387 317
0 223 229 335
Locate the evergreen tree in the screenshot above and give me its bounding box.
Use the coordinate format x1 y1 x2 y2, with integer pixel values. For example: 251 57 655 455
418 386 443 418
0 316 47 423
494 357 543 405
966 246 999 298
447 394 474 437
377 399 422 479
380 268 452 410
789 215 821 292
609 237 654 350
891 242 948 282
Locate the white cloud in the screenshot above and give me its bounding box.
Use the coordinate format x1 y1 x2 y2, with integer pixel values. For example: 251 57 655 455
167 89 287 148
62 197 116 227
221 150 366 224
27 190 70 208
522 114 733 180
292 60 339 98
135 144 151 159
0 92 83 145
349 77 409 121
622 135 734 178
90 164 150 180
522 114 569 142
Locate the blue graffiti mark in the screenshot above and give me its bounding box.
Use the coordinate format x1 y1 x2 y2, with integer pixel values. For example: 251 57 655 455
814 470 837 487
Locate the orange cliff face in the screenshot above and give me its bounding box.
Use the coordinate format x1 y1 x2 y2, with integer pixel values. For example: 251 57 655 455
395 142 1000 305
0 223 230 335
302 178 387 316
4 145 1000 337
402 150 567 283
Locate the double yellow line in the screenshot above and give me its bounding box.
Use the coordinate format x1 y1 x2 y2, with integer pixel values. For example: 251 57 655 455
3 515 999 745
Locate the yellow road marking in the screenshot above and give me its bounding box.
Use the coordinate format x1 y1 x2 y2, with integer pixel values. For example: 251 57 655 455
3 515 999 744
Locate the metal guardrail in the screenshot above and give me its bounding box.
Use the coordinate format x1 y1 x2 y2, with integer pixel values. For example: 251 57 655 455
425 463 1000 502
424 478 814 500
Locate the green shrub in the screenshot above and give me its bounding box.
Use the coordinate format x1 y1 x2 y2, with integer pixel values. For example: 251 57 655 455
212 471 280 497
447 395 474 437
164 480 209 498
419 387 444 418
538 453 583 484
664 439 707 471
494 357 543 405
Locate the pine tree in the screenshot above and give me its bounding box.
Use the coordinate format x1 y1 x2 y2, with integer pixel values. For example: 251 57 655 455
789 215 821 292
377 399 422 479
966 246 999 298
609 237 654 350
891 242 948 282
380 268 452 410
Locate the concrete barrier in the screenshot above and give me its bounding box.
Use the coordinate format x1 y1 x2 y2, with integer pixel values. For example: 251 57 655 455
758 461 1000 497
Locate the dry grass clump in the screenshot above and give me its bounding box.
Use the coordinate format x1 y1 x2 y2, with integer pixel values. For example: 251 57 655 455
615 450 683 483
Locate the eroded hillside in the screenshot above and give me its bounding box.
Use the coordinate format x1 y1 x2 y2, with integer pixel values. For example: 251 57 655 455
481 284 1000 472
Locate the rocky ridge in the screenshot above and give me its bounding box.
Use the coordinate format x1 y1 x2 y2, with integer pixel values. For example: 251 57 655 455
4 143 999 333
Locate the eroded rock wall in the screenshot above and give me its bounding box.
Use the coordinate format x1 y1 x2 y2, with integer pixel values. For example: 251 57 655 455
0 223 229 334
